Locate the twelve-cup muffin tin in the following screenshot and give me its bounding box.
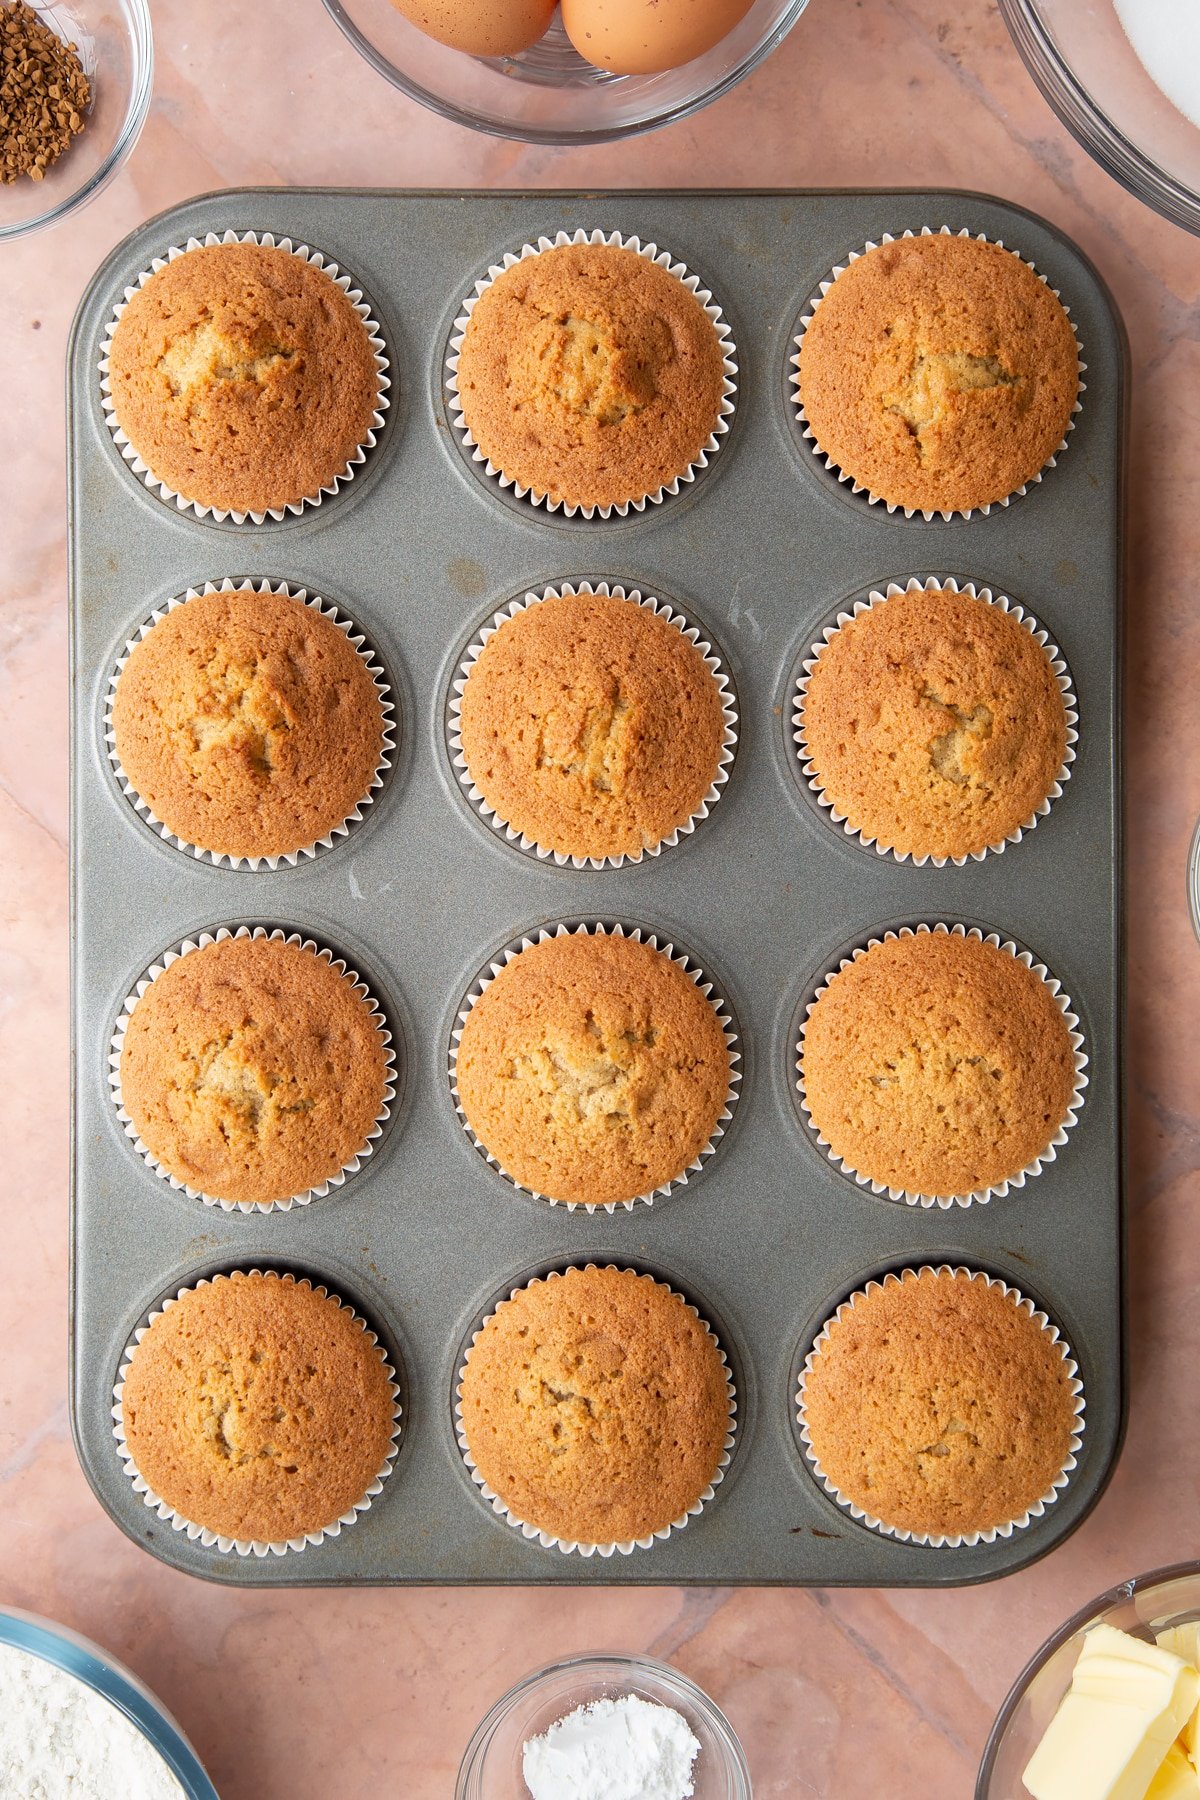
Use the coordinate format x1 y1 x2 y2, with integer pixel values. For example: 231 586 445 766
69 189 1125 1586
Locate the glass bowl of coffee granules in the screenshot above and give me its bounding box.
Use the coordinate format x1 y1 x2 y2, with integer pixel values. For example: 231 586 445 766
0 0 152 241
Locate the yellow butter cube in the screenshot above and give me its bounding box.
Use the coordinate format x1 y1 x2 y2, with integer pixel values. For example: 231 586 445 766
1023 1623 1200 1800
1146 1744 1200 1799
1156 1625 1200 1762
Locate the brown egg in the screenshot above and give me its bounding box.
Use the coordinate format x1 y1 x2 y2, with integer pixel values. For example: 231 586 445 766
562 0 755 73
389 0 556 57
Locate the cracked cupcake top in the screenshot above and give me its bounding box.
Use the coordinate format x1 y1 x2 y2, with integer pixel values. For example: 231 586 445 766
112 588 386 861
107 241 381 514
799 931 1077 1198
458 1264 730 1544
119 936 389 1206
120 1271 396 1543
453 243 727 511
797 234 1079 513
457 589 726 862
798 587 1068 860
455 932 731 1208
801 1267 1078 1539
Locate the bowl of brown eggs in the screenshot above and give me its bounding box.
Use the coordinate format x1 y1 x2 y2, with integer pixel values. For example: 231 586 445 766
322 0 809 142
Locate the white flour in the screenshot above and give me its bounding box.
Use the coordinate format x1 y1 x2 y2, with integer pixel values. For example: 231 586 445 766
1114 0 1200 131
522 1692 701 1800
0 1641 187 1800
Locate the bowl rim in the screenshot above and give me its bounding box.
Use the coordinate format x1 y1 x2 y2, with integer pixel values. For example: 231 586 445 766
0 0 154 243
997 0 1200 238
0 1604 219 1798
320 0 808 146
976 1558 1200 1795
456 1650 752 1796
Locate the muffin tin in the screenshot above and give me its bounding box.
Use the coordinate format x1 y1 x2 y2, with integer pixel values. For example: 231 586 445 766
68 188 1125 1586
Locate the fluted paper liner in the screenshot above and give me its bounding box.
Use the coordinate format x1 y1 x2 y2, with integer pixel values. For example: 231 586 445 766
792 576 1078 866
109 925 396 1214
99 230 390 524
796 1264 1086 1548
113 1268 402 1558
789 226 1087 521
449 920 741 1213
796 922 1088 1209
455 1262 737 1558
448 581 738 870
445 228 738 520
106 579 396 870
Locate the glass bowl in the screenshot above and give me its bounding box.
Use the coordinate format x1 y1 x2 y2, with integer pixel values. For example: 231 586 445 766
999 0 1200 236
0 0 152 243
1189 815 1200 945
0 1605 219 1798
322 0 809 144
457 1652 752 1798
978 1561 1200 1797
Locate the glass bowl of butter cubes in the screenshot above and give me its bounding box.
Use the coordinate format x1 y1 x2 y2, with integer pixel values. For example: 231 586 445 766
979 1562 1200 1800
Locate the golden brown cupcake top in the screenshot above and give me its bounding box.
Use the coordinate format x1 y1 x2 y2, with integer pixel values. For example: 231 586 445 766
797 234 1079 514
454 243 727 511
119 935 389 1206
459 1264 730 1545
112 588 387 862
799 587 1068 861
801 1267 1078 1539
800 930 1077 1197
120 1271 397 1544
457 590 727 863
107 241 382 514
455 930 731 1208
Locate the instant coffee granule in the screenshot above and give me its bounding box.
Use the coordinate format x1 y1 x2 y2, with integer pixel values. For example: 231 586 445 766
1 0 91 184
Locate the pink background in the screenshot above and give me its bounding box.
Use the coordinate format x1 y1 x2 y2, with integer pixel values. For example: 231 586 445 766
3 0 1199 1793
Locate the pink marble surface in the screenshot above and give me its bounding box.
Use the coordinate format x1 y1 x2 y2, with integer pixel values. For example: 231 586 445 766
2 0 1199 1794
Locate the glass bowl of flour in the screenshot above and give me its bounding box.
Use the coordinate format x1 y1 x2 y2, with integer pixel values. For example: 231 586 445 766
457 1653 751 1799
999 0 1200 235
0 1606 218 1799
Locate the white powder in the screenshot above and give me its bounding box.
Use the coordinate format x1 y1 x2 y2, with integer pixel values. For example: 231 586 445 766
522 1692 701 1800
1114 0 1200 131
0 1641 187 1800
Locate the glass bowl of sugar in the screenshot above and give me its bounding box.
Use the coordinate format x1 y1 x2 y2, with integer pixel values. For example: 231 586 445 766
457 1653 752 1799
999 0 1200 236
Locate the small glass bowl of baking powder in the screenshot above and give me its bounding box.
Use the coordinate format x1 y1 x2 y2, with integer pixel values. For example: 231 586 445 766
0 1605 218 1799
457 1652 752 1798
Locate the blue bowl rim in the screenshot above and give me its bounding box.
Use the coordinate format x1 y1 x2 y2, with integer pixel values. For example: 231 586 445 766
0 1605 219 1799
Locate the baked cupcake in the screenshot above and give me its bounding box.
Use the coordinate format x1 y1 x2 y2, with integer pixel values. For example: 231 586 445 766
797 583 1071 862
455 586 732 865
454 928 734 1209
117 933 391 1208
457 1264 732 1548
796 232 1080 515
117 1270 399 1547
799 1266 1083 1542
104 239 385 516
111 584 390 865
450 238 731 513
799 928 1081 1201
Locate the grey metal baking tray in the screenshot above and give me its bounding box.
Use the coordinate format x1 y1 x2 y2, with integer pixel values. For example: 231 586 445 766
68 188 1125 1586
